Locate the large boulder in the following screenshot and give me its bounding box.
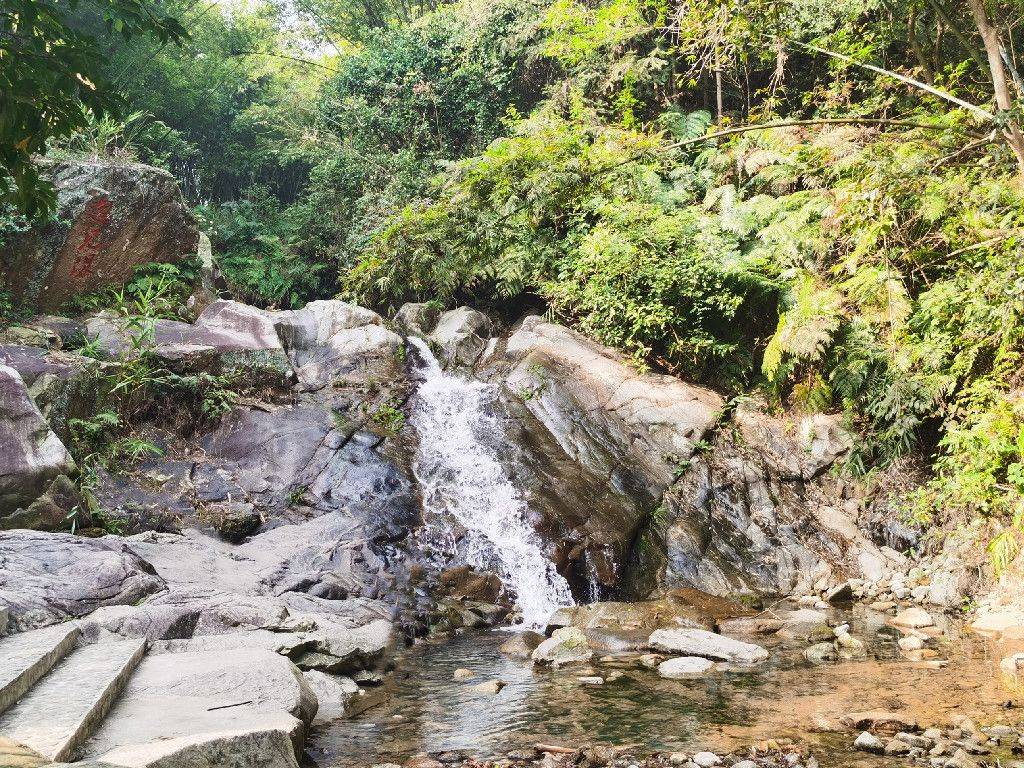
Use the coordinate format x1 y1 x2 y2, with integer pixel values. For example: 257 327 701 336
85 300 294 387
273 300 403 389
1 158 199 311
0 345 99 445
429 307 494 367
0 531 165 631
0 365 77 525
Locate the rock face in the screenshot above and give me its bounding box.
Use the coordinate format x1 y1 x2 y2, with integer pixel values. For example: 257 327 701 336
501 317 724 505
0 532 164 631
660 401 902 596
0 366 77 527
1 158 199 311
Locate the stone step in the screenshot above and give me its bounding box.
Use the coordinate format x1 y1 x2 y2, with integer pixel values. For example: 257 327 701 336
0 637 146 762
0 624 81 716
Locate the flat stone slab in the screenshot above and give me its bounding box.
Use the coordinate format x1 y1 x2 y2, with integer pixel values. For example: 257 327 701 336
0 623 80 715
84 647 315 765
647 628 769 664
0 637 145 761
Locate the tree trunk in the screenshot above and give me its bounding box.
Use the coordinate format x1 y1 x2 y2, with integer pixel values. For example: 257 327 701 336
967 0 1024 171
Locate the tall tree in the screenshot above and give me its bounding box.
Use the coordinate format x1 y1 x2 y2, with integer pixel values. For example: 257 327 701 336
0 0 185 217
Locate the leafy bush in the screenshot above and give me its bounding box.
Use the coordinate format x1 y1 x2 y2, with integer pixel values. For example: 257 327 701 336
197 192 328 308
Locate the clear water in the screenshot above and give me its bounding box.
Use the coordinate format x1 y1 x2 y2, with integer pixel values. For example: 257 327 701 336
407 337 574 627
306 610 1019 768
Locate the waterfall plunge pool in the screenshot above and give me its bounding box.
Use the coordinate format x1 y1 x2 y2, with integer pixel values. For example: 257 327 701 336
305 608 1019 768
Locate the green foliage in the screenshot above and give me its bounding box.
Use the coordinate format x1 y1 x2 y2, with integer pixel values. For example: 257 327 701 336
349 103 777 381
290 0 547 277
64 259 201 320
197 193 326 308
370 401 406 435
0 0 185 217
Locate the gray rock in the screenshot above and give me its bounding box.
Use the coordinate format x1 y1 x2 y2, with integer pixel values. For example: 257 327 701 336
826 581 854 604
892 607 934 628
85 648 314 767
470 679 505 695
498 631 544 659
273 300 401 389
657 656 715 678
854 732 885 754
302 671 360 724
531 627 594 667
394 303 441 336
1 158 199 311
503 317 722 501
803 642 837 664
691 753 721 767
0 531 164 631
430 307 493 367
647 628 768 664
0 637 146 761
0 365 76 523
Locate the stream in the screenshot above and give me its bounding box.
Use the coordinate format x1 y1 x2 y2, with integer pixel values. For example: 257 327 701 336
306 608 1018 767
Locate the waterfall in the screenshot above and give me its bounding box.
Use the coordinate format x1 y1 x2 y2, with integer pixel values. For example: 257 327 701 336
407 337 574 627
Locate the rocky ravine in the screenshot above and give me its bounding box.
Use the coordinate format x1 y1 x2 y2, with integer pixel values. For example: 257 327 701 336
0 282 978 761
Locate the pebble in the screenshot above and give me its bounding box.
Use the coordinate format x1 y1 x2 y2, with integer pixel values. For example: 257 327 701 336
577 676 604 685
691 753 721 767
453 668 476 681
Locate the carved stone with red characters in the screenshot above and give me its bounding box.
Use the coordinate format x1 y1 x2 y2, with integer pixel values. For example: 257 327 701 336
1 158 199 311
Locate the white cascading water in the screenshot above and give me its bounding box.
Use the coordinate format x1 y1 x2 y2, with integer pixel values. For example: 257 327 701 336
407 337 574 627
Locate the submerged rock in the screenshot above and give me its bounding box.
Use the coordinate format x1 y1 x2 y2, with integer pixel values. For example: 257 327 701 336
500 631 544 659
891 607 934 628
647 628 768 664
532 627 594 667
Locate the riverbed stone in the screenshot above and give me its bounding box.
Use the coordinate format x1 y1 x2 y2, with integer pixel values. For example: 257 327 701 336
471 679 505 695
500 631 544 659
657 656 716 679
803 642 837 664
532 627 594 667
854 732 885 754
647 628 768 664
892 607 934 629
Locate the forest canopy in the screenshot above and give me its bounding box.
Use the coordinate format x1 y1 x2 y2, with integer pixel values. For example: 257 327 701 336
4 0 1024 560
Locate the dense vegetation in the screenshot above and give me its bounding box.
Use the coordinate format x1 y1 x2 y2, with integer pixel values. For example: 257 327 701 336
5 0 1024 562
